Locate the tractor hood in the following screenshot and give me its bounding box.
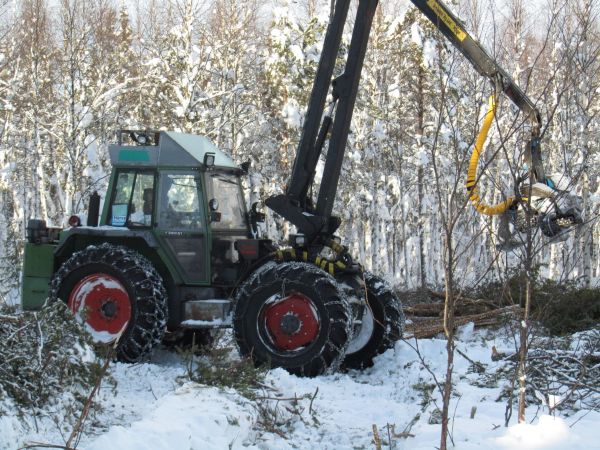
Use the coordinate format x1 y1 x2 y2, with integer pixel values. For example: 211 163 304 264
108 131 238 170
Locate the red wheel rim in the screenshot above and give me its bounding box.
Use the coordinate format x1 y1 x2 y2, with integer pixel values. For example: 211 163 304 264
262 293 320 351
68 273 131 343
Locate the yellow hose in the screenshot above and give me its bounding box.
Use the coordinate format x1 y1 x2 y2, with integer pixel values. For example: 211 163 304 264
466 95 516 215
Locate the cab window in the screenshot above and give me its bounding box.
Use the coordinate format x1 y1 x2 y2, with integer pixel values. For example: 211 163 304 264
205 172 246 230
109 171 155 227
158 172 205 230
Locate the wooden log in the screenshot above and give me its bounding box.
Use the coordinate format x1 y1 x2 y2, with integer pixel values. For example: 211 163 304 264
404 305 522 339
403 304 445 316
403 292 501 317
404 301 496 317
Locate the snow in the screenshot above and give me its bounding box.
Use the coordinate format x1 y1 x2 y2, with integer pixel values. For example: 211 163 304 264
456 321 475 341
4 330 599 450
411 22 423 47
86 384 255 450
281 100 303 129
496 415 571 449
0 401 23 450
180 315 232 327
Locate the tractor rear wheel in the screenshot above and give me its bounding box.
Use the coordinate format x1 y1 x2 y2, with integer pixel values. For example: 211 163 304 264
233 261 352 377
50 243 167 362
342 272 404 370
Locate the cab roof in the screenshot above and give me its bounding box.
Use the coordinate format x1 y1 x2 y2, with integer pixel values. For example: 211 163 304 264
108 130 238 170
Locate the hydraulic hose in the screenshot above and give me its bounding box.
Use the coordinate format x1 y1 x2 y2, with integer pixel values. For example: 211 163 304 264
466 95 517 215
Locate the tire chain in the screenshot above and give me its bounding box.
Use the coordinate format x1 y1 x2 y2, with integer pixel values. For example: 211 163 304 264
364 272 405 346
342 272 405 369
233 261 353 376
50 243 168 362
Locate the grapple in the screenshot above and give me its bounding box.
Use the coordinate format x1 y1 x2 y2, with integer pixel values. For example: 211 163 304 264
467 95 584 250
497 182 583 249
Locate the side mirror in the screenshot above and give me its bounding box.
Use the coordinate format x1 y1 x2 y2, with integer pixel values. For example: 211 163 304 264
240 161 251 173
209 199 221 222
250 202 265 223
204 152 215 168
249 202 265 236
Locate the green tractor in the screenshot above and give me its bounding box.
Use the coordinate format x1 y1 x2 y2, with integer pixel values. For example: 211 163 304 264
21 0 585 376
22 130 404 376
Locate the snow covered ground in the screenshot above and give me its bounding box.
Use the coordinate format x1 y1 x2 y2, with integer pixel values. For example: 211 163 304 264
2 328 599 450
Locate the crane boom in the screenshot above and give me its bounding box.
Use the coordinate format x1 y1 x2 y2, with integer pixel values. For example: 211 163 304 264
412 0 541 129
266 0 379 241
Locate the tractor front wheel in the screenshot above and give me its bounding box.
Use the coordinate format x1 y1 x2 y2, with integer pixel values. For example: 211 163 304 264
233 262 352 377
50 243 167 362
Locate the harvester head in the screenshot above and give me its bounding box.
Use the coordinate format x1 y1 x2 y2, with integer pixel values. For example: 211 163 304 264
497 182 583 250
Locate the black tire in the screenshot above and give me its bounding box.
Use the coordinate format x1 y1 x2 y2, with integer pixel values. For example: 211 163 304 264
342 272 404 370
50 243 168 362
233 261 352 377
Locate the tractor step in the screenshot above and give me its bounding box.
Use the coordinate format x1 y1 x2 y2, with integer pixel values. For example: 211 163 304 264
181 299 232 328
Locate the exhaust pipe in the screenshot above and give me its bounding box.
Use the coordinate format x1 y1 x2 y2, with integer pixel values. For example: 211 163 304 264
87 191 100 227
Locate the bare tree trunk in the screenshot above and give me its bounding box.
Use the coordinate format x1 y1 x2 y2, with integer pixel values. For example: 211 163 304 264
416 65 427 289
517 269 531 423
440 231 455 450
517 181 534 423
582 171 591 286
417 166 427 288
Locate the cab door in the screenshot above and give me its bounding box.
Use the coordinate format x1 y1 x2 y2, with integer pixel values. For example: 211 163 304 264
154 170 210 284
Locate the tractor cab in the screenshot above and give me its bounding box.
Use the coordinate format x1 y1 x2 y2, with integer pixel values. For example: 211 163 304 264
99 130 257 287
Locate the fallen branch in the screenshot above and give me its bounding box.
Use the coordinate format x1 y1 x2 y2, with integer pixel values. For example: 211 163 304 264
0 313 21 323
429 290 497 307
65 356 111 448
65 337 120 449
20 443 75 450
456 348 486 372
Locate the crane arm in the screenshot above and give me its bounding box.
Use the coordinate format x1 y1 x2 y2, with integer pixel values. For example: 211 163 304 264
414 0 582 240
411 0 541 127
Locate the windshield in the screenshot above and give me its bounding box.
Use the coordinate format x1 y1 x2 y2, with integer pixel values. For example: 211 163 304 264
205 172 246 230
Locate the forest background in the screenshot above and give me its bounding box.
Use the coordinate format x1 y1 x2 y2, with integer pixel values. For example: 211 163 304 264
0 0 598 304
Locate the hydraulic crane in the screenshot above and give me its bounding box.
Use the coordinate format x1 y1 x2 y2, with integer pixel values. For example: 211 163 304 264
266 0 583 248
